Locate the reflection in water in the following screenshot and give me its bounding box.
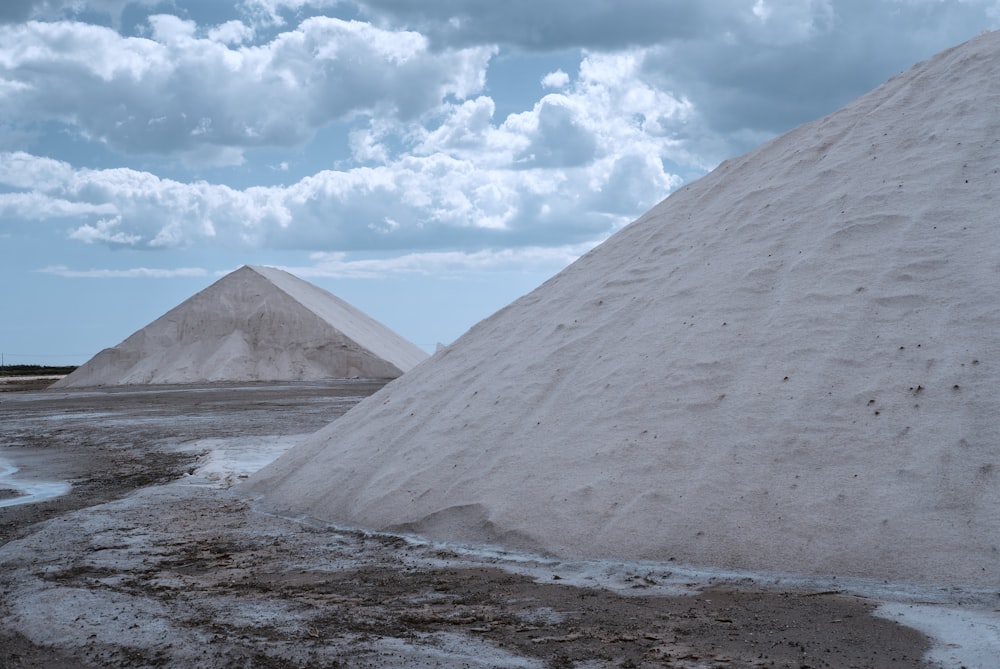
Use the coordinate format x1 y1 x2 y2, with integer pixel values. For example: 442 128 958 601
0 462 71 508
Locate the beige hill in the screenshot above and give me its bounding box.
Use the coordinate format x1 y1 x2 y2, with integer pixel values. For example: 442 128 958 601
54 265 427 387
247 32 1000 585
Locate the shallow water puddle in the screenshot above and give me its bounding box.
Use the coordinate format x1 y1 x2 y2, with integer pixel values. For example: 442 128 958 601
0 461 71 508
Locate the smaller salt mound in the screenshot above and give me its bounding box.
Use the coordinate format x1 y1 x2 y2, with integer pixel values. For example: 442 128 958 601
54 265 427 387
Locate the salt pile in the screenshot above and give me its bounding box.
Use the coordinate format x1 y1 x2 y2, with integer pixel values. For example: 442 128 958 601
248 33 1000 585
54 265 427 387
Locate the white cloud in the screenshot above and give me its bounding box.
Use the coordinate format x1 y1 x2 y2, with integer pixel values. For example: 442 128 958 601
34 245 594 282
353 0 999 160
517 97 598 167
295 243 599 279
38 265 210 278
0 145 649 253
3 2 990 260
0 151 75 189
145 13 198 43
752 0 773 21
0 191 117 219
541 69 569 88
67 215 141 245
0 45 691 253
412 97 521 163
207 20 255 45
0 16 495 165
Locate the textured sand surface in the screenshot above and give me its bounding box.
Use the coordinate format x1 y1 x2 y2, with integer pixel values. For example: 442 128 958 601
248 32 1000 585
54 265 427 387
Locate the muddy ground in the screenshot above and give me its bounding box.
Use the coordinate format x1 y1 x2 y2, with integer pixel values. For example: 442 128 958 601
0 381 942 668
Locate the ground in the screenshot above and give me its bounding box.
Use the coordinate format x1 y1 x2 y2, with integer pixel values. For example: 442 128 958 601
0 381 938 668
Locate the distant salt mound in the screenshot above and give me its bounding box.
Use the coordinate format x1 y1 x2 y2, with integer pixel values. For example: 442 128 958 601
54 265 427 387
248 33 1000 585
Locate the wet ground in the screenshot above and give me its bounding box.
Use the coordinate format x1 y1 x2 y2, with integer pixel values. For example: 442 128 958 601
0 381 974 667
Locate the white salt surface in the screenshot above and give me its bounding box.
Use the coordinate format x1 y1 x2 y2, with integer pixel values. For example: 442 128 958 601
370 633 545 669
249 265 428 373
174 435 309 489
0 461 70 508
877 604 1000 669
54 265 427 387
249 31 1000 589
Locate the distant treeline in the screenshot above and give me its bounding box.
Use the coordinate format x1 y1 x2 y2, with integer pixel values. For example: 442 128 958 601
0 364 77 377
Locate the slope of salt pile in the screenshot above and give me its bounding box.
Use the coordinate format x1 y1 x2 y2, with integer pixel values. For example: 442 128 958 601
54 265 427 387
248 33 1000 585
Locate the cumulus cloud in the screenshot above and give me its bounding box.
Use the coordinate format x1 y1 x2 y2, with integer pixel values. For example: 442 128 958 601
207 20 256 45
518 99 598 168
354 0 1000 157
13 1 981 173
0 45 689 253
541 70 570 89
0 191 117 219
67 215 142 245
0 151 583 251
0 15 494 165
5 0 994 265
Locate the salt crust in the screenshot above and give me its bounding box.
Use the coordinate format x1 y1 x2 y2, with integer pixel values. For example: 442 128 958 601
250 33 1000 585
54 265 427 387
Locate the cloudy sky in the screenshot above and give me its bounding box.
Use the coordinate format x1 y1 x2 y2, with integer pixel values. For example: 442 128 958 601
1 0 998 365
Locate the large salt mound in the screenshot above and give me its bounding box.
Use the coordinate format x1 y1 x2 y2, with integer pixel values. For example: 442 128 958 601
54 265 427 387
248 33 1000 585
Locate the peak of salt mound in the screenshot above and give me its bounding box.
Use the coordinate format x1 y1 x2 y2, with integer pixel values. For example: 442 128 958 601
248 32 1000 585
54 265 427 387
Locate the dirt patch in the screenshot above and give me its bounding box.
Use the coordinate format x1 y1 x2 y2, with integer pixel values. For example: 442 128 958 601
0 383 936 668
